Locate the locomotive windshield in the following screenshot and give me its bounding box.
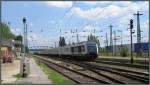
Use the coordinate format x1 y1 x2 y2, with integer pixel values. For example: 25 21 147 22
87 44 97 51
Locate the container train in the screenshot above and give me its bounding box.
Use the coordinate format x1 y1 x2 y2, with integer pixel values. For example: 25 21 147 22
35 41 98 61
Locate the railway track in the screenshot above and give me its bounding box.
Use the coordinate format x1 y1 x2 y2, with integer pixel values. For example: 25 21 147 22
82 62 149 83
49 57 149 83
35 56 110 84
94 60 149 69
61 60 149 84
87 62 149 76
96 58 149 65
34 55 149 84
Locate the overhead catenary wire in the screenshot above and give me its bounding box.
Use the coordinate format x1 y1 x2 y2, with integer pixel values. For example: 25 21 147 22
55 1 76 32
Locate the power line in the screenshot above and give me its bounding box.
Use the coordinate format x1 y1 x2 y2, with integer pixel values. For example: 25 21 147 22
55 1 76 31
113 30 116 56
134 11 143 56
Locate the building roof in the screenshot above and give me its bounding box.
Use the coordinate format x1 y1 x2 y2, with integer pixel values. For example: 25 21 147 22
0 40 14 47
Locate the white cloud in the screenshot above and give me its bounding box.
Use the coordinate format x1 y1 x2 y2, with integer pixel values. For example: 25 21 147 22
70 7 101 20
25 1 148 47
78 1 112 6
143 20 149 29
70 5 124 20
70 1 148 21
10 28 21 35
84 25 97 30
44 1 73 8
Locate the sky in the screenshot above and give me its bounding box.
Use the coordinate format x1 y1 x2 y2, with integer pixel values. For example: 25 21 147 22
2 1 149 48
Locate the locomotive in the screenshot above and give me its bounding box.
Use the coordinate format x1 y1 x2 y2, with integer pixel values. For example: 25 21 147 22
36 41 98 61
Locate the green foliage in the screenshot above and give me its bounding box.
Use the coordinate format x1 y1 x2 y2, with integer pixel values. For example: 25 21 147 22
59 36 66 47
120 47 128 57
14 73 22 79
14 35 23 47
15 35 22 41
99 47 108 56
35 59 74 84
14 35 29 53
0 22 15 40
87 34 100 47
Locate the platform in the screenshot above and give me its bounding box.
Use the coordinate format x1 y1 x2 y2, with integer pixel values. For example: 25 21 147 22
15 58 52 84
1 59 20 83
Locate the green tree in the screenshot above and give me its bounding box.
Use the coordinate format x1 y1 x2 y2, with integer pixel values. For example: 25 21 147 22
59 36 66 47
87 34 100 47
120 47 128 57
0 22 15 40
14 35 22 47
14 35 29 53
15 35 22 41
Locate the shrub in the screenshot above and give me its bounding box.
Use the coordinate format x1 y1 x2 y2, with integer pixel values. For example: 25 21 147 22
120 47 128 57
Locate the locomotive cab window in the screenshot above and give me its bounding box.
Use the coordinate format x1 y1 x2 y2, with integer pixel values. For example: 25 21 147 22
78 46 82 53
71 47 74 53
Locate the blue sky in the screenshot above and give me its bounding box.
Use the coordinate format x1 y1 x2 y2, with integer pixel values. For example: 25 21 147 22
2 1 149 48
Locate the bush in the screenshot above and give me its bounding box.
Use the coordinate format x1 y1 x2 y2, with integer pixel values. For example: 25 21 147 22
120 47 128 57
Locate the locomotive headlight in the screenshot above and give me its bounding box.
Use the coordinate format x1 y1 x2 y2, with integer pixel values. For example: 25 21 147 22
96 44 99 54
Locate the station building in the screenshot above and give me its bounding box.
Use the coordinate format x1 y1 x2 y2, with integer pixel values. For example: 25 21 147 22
0 40 15 63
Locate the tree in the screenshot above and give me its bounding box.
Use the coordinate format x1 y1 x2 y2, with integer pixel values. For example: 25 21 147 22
120 46 128 57
14 35 22 47
59 36 66 47
15 35 22 41
14 35 29 53
0 22 15 40
87 34 100 47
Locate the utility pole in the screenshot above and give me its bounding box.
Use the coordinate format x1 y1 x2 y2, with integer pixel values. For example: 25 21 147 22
106 33 108 55
109 25 113 55
23 17 26 61
113 30 116 56
0 9 2 83
93 29 96 34
117 30 123 46
134 11 143 56
55 42 56 48
59 29 61 58
76 29 79 43
106 33 108 47
21 17 28 77
121 30 123 46
129 19 134 64
149 18 150 59
25 24 28 54
0 1 1 83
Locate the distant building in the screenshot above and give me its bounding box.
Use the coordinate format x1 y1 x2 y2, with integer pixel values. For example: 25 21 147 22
106 42 149 53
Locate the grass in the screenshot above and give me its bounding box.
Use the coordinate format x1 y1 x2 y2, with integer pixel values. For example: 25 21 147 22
14 73 22 80
35 59 74 84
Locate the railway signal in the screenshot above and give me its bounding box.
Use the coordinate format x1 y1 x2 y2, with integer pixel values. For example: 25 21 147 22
128 19 135 64
21 17 30 77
